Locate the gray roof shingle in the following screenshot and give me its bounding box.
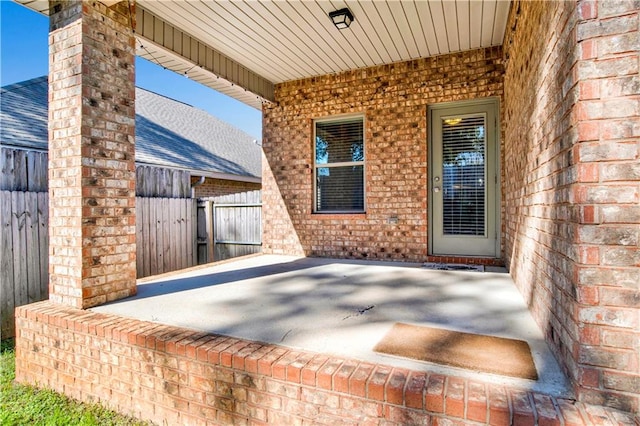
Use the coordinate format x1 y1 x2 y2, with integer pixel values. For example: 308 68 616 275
1 76 261 179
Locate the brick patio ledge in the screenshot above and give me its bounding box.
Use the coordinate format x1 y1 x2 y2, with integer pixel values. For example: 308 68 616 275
15 301 636 425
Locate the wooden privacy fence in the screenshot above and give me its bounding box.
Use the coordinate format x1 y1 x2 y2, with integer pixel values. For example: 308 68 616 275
2 149 192 197
1 194 197 339
135 197 197 278
1 190 261 338
1 148 48 192
197 191 262 263
1 190 49 339
136 165 191 198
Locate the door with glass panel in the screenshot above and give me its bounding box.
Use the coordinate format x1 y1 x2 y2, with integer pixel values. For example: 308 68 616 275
429 99 499 256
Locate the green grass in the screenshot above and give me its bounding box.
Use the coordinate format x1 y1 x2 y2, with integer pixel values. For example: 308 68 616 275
0 339 153 426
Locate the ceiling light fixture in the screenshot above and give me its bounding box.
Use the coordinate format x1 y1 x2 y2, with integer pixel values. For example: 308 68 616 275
444 118 462 126
329 7 354 29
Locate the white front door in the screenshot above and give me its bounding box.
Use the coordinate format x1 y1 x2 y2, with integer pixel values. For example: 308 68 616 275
429 99 499 257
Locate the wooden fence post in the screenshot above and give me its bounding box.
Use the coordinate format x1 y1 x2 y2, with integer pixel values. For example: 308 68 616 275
192 198 198 266
206 200 215 263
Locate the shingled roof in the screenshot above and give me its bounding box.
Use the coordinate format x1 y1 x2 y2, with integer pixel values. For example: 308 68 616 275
0 76 261 180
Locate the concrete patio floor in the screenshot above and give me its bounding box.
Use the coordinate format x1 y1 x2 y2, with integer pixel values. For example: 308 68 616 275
91 254 571 397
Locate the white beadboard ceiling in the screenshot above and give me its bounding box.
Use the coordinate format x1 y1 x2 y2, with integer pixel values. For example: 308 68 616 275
137 0 510 82
17 0 511 109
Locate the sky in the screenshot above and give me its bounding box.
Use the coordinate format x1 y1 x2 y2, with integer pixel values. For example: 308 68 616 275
0 1 262 141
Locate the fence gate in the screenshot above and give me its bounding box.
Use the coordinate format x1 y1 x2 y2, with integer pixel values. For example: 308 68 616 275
197 191 262 263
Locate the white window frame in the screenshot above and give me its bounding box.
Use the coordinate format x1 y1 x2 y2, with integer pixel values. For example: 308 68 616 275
313 115 366 214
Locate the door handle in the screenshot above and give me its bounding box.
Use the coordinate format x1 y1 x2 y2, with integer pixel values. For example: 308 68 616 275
434 187 441 193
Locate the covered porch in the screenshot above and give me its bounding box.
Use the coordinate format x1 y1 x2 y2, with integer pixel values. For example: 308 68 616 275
17 254 633 424
90 254 569 396
12 0 639 423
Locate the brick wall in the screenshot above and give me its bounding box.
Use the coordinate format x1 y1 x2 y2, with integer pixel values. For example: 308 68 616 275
503 0 638 414
47 1 137 308
192 177 261 198
15 301 635 425
262 47 504 260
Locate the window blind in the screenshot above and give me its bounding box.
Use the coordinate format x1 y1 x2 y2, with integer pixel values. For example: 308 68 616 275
315 118 364 212
441 116 486 236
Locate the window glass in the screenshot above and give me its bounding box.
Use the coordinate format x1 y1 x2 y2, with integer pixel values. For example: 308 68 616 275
441 116 486 235
314 118 365 213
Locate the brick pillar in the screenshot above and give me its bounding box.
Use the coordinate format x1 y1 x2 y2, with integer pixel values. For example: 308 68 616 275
48 0 136 308
571 0 639 414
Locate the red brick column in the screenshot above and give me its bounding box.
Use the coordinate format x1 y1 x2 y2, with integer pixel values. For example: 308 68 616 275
503 0 638 414
48 0 136 308
503 1 640 413
572 0 639 413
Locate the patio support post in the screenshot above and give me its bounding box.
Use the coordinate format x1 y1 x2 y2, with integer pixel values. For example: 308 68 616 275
570 1 640 412
47 0 137 308
503 0 640 413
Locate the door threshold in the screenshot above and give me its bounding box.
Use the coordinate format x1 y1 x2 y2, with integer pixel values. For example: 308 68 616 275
423 262 485 272
426 255 504 267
